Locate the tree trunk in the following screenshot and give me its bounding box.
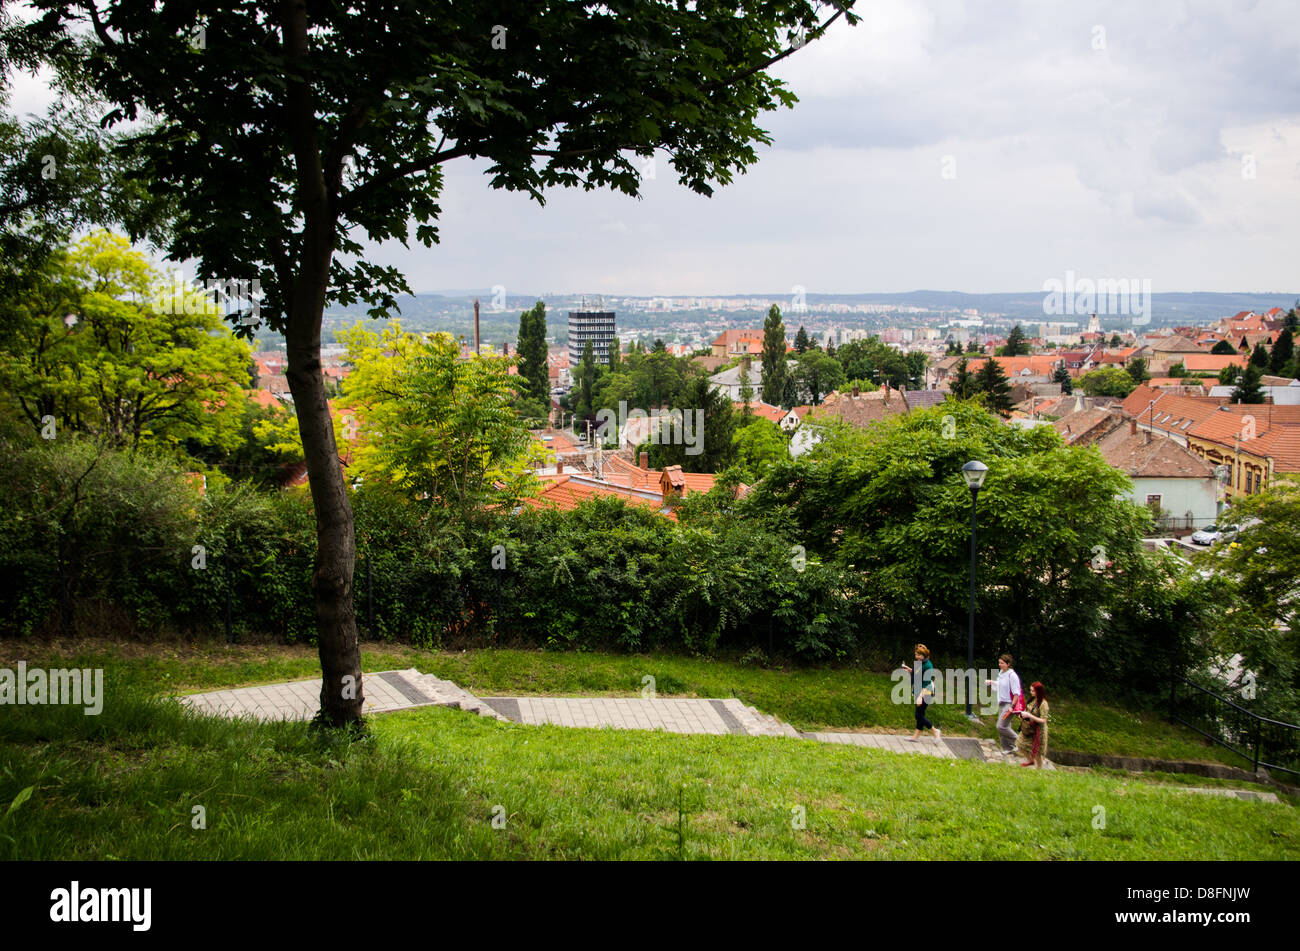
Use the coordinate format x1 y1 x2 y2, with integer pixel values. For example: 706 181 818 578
286 311 364 726
280 0 363 727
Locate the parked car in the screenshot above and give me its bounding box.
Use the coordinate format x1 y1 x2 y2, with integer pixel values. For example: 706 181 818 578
1191 524 1239 545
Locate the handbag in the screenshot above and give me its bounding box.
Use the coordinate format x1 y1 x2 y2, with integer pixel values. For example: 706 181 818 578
1011 691 1026 714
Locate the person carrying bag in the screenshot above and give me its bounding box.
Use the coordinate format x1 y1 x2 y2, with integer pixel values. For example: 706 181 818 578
985 654 1022 755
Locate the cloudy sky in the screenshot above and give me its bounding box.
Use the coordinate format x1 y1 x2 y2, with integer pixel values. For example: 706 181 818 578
7 0 1299 296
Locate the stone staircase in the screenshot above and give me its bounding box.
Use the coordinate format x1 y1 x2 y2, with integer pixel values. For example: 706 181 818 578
389 668 511 722
724 698 804 738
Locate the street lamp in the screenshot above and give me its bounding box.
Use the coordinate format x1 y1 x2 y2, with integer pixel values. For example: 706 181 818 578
961 460 988 720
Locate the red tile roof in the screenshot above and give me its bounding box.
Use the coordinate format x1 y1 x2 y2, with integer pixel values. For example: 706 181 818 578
522 473 677 518
1095 425 1215 479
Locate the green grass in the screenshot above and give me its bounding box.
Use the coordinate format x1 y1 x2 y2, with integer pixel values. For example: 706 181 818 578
1 680 1295 860
0 638 1256 769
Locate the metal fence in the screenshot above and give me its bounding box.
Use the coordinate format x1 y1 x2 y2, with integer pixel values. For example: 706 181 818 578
1169 675 1300 778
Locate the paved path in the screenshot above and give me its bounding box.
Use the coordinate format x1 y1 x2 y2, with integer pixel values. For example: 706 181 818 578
177 670 1278 801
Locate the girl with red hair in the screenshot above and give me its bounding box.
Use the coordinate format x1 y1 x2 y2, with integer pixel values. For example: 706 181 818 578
1015 681 1050 768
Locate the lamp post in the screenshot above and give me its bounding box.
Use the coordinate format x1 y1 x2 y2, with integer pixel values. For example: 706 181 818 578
961 460 988 720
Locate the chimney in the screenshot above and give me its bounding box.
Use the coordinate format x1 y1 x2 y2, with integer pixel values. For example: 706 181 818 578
639 451 649 470
1130 418 1136 436
473 298 481 355
852 384 860 397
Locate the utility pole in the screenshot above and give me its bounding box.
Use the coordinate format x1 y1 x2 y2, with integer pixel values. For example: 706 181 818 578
473 297 480 355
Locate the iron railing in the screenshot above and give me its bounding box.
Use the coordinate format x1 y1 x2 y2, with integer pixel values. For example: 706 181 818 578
1170 675 1300 778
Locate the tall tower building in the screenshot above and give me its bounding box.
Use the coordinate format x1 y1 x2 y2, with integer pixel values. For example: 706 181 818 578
568 309 617 366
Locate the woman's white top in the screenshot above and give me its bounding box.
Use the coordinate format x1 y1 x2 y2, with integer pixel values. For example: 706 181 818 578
996 669 1022 703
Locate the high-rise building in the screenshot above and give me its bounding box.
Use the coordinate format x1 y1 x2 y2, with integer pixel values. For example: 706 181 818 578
568 310 617 366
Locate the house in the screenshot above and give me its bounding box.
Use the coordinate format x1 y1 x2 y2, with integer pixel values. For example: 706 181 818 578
1141 335 1206 374
1056 401 1217 531
1207 379 1300 405
744 401 787 424
789 385 908 457
708 357 774 400
1051 400 1119 446
1120 385 1300 499
1185 404 1300 499
1180 353 1247 375
523 473 678 519
779 405 814 433
710 329 767 358
1094 419 1218 532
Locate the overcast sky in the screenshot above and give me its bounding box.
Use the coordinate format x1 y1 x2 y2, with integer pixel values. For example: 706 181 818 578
7 0 1299 296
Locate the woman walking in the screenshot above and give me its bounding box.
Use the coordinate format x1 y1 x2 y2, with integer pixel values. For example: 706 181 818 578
898 644 940 742
1016 681 1050 768
985 654 1022 756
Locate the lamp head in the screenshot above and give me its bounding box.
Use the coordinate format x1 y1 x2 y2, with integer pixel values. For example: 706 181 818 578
962 460 988 490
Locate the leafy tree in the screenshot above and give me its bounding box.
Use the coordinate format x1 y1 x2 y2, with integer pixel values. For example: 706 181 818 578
1167 362 1187 379
1250 343 1270 368
738 361 754 414
1212 339 1238 355
0 231 249 453
1052 365 1073 394
1213 483 1300 718
965 338 980 353
1078 367 1137 398
8 0 861 725
607 339 621 373
974 357 1014 415
648 374 736 473
653 338 667 353
760 304 790 406
743 401 1171 681
1268 328 1294 375
1000 324 1029 357
945 338 961 356
793 348 845 406
1219 363 1243 386
794 325 810 354
731 416 788 482
1109 333 1122 348
1126 356 1150 384
950 357 978 400
1230 363 1266 404
514 301 549 407
336 321 539 516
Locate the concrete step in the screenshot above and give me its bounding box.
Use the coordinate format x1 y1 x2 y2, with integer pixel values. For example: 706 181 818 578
410 669 510 722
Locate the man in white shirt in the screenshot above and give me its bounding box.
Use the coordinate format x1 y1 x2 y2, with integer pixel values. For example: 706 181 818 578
985 654 1022 755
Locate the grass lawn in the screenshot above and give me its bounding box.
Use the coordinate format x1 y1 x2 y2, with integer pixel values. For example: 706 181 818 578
2 677 1298 860
0 638 1257 768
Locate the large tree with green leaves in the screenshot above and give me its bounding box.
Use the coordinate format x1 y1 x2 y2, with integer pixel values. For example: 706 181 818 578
514 300 549 408
1052 365 1073 395
1078 366 1137 398
974 356 1013 415
1230 363 1266 404
0 231 250 452
1269 328 1294 376
8 0 859 725
760 304 791 406
1212 483 1300 718
999 324 1029 357
743 401 1209 683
